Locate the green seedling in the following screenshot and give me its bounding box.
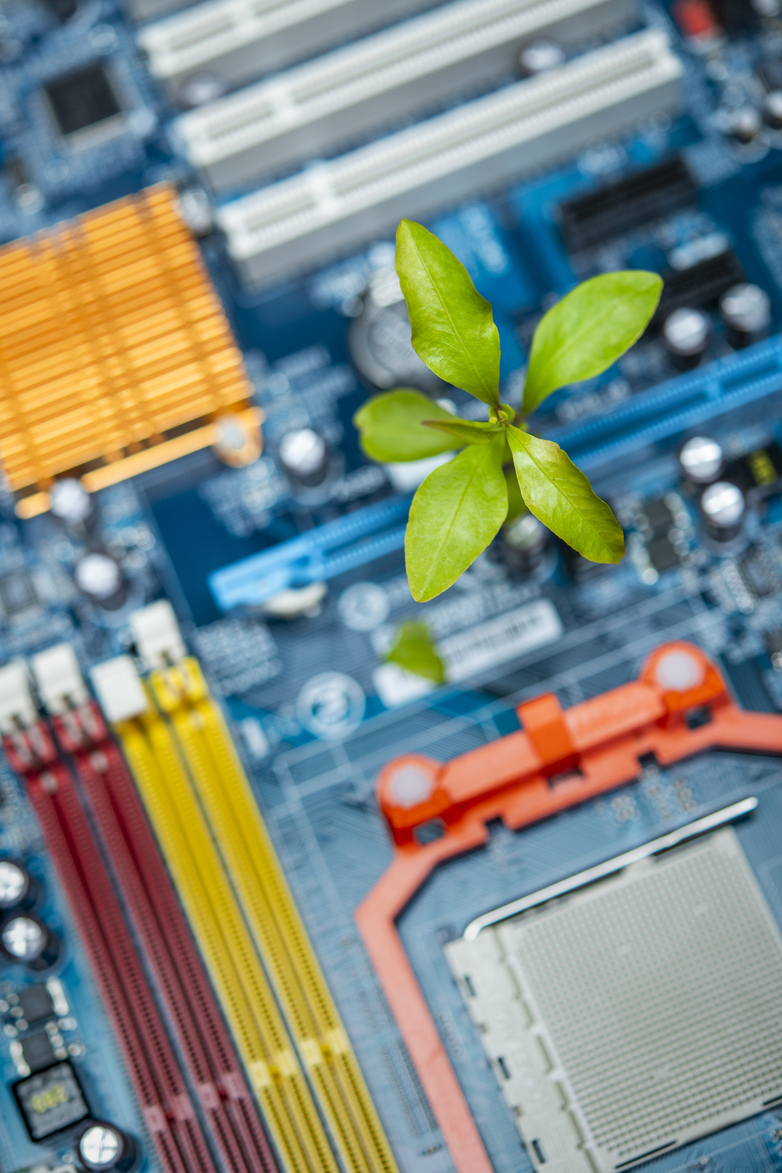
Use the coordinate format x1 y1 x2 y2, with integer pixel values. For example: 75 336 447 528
354 219 662 605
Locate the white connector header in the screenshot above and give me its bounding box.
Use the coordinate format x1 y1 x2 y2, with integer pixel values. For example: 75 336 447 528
90 658 149 725
175 0 634 191
130 600 187 672
0 662 38 734
138 0 433 98
31 645 89 716
217 29 683 286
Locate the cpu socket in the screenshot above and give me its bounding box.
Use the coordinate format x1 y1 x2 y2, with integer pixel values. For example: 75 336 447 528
447 828 782 1172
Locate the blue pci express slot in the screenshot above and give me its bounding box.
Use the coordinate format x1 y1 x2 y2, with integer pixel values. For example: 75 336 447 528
551 334 782 470
209 494 411 609
211 336 782 610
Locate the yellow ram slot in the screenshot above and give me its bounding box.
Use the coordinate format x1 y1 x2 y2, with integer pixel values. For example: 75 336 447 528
113 699 339 1173
150 660 400 1173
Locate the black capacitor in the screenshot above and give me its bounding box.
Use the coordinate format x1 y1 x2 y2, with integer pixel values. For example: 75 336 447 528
348 269 442 391
763 89 782 129
700 480 746 543
49 478 96 534
73 551 127 611
500 513 549 576
662 307 710 369
278 428 329 488
78 1122 139 1172
678 435 725 486
719 283 771 348
0 860 37 912
0 914 59 970
725 106 763 143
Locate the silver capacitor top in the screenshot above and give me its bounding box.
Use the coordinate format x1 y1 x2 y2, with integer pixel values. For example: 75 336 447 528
662 308 710 369
700 480 745 541
679 436 724 484
719 283 771 348
279 428 328 487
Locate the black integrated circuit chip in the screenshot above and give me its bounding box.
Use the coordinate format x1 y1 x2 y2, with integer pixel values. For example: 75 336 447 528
13 1060 90 1139
18 983 55 1025
45 64 122 136
0 573 37 616
21 1030 55 1073
647 536 680 572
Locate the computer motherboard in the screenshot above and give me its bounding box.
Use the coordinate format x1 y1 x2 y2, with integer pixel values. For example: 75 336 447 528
0 0 782 1171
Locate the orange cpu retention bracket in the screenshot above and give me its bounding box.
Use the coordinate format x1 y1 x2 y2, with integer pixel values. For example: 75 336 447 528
355 641 782 1173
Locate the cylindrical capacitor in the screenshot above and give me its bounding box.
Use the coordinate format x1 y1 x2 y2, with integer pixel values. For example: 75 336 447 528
763 89 782 129
662 307 711 369
726 106 762 143
50 478 93 528
279 428 329 488
0 860 37 913
78 1122 138 1172
500 513 549 576
700 480 746 542
719 283 772 348
0 914 59 970
74 552 127 611
678 436 725 486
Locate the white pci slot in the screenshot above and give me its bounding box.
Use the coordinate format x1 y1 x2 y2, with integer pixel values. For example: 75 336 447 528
138 0 437 99
217 29 683 287
174 0 635 192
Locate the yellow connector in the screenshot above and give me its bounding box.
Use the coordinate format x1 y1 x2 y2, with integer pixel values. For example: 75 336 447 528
150 659 400 1173
114 694 339 1173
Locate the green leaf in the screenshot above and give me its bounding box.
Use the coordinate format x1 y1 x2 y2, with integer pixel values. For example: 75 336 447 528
406 433 507 602
423 417 502 445
353 389 457 462
396 220 500 407
506 426 624 564
523 271 663 415
385 620 446 684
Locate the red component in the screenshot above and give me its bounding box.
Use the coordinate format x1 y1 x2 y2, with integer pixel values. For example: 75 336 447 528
56 702 277 1173
672 0 721 38
356 642 782 1173
20 755 212 1173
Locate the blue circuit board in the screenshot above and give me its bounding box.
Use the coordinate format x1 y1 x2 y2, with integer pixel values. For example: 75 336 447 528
1 0 782 1170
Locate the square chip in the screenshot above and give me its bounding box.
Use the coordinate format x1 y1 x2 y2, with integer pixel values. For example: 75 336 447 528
21 1030 55 1073
14 1060 89 1140
448 828 782 1172
45 64 122 136
18 983 55 1025
0 573 37 616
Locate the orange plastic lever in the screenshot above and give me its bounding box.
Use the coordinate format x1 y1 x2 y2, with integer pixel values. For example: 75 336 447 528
356 641 782 1173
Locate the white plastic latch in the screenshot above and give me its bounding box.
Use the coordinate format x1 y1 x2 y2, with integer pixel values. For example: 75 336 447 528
0 662 38 733
130 600 186 672
90 657 149 724
31 644 89 715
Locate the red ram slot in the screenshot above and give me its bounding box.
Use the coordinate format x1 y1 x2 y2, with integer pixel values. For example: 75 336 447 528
59 703 276 1173
23 755 218 1173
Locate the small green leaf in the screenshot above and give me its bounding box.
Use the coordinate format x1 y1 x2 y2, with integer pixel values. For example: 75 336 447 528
406 433 507 602
423 417 502 445
396 220 500 407
507 426 624 564
523 271 663 415
353 389 457 462
385 620 446 684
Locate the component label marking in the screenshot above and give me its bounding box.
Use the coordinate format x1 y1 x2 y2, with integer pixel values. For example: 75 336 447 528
439 597 563 682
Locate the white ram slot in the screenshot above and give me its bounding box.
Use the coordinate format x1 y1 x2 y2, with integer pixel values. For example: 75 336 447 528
217 29 683 287
138 0 437 100
174 0 635 192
